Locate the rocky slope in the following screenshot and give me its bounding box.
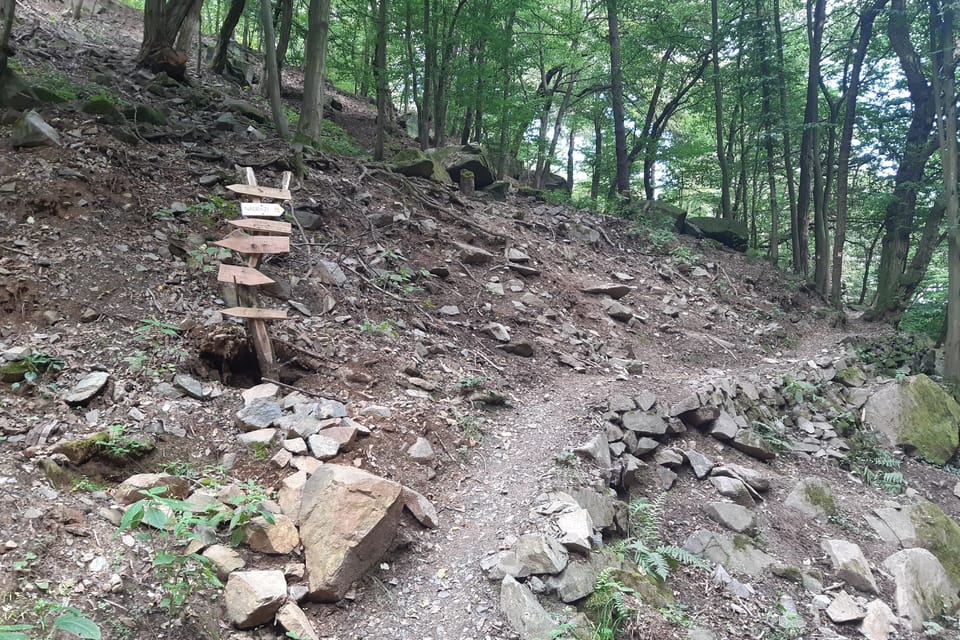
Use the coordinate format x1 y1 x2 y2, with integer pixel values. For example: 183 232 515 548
2 3 960 640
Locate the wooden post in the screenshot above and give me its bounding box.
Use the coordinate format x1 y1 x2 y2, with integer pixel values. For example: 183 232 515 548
460 169 475 197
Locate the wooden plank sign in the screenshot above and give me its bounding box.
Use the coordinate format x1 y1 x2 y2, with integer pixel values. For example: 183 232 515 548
222 307 288 320
217 264 276 286
227 218 292 235
226 184 292 201
214 234 290 255
241 202 285 217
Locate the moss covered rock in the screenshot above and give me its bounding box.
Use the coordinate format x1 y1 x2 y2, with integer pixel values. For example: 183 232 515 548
863 375 960 465
390 148 451 184
911 499 960 585
427 144 494 188
82 96 125 125
684 217 749 251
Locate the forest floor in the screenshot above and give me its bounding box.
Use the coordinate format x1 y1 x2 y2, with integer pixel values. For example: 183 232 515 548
1 2 959 640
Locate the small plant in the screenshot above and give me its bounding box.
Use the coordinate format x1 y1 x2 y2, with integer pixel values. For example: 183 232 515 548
781 376 822 404
6 352 64 393
670 245 701 266
752 420 793 457
584 569 638 640
619 494 708 582
456 376 488 391
0 605 101 640
843 431 905 494
97 424 152 459
186 244 230 273
359 319 397 338
72 477 108 492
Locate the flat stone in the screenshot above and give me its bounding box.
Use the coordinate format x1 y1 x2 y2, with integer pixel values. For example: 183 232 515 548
307 434 340 460
821 539 878 594
283 438 308 454
483 322 511 342
455 242 495 264
581 283 634 299
277 414 324 439
556 508 594 553
730 428 777 461
683 529 776 576
684 449 715 479
401 486 439 528
709 476 754 506
224 570 286 629
634 390 658 411
278 471 308 523
202 544 245 581
546 552 613 603
860 599 897 640
607 394 637 413
656 465 677 490
621 411 668 435
573 433 612 467
568 488 617 531
784 478 836 522
826 591 864 623
498 342 535 357
238 428 277 446
603 300 634 322
654 448 683 467
114 473 190 505
492 534 569 578
702 502 756 534
438 305 461 316
315 398 348 419
173 374 204 399
710 410 740 440
236 398 283 432
500 575 556 640
407 436 435 463
11 110 61 148
632 436 661 455
63 371 110 406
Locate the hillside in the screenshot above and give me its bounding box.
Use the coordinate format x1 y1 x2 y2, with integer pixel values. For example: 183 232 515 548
2 4 960 640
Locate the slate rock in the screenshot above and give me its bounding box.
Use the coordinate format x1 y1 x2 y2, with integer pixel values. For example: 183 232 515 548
882 547 960 631
202 544 246 581
278 471 307 523
573 433 612 467
401 486 439 528
568 487 617 531
546 551 615 603
498 342 535 357
826 591 864 623
275 602 319 640
11 110 61 148
63 371 110 406
307 434 340 460
173 374 204 400
236 398 283 431
683 529 776 576
621 411 668 436
730 428 777 461
784 478 836 521
710 410 740 440
224 570 287 629
683 449 715 479
114 473 190 505
581 283 634 299
709 476 754 507
500 575 556 640
603 300 633 322
407 436 435 463
238 428 277 446
632 436 661 455
500 534 569 577
702 502 756 534
821 539 878 594
556 508 594 553
860 599 897 640
454 241 496 265
607 394 637 413
277 414 324 439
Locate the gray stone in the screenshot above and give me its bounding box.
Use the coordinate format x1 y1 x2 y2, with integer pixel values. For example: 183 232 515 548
276 414 324 439
702 502 756 534
621 411 668 436
632 436 661 455
581 283 634 299
173 374 204 400
656 466 677 490
865 504 917 547
784 478 836 521
730 428 777 461
721 464 772 492
710 411 740 440
307 434 340 460
556 508 594 553
63 371 110 406
242 383 278 406
821 539 878 594
546 551 616 603
114 473 190 505
860 599 897 640
238 428 277 446
407 436 435 463
607 394 637 413
283 438 308 455
683 529 776 576
569 487 617 530
603 300 634 322
299 465 404 601
223 570 286 629
316 398 348 419
709 476 754 507
483 322 511 342
825 591 864 623
634 390 658 411
504 534 569 577
202 544 245 581
236 398 283 431
499 342 535 357
455 241 496 265
654 448 684 467
683 449 715 479
573 433 612 468
278 471 307 523
11 110 61 148
882 547 960 631
500 575 556 640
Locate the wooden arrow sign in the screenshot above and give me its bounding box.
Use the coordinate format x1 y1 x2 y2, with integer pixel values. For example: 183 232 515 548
214 234 290 255
226 184 292 201
222 306 288 320
217 264 276 286
241 202 285 217
228 218 292 235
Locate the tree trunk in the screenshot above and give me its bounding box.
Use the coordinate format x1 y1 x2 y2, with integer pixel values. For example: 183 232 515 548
711 0 732 219
298 0 331 142
174 0 203 56
259 0 288 138
929 0 958 380
211 0 245 75
870 0 935 320
373 0 389 160
138 0 197 80
590 113 602 200
495 11 516 178
796 0 826 276
275 0 293 79
418 0 434 149
606 0 630 197
831 0 886 307
566 123 576 196
755 0 779 265
0 0 14 76
773 0 800 271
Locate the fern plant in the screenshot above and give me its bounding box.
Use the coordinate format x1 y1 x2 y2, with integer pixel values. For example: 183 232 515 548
842 431 905 495
585 569 637 640
620 494 708 581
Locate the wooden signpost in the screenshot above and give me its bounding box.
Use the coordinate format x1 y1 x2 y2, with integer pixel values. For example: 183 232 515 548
215 167 293 380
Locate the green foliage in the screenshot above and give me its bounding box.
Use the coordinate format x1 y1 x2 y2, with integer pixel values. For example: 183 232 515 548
127 318 186 378
7 352 64 394
153 196 239 223
620 494 708 582
842 431 905 494
186 244 231 273
97 424 152 459
0 604 101 640
308 119 365 157
359 319 397 337
751 420 792 457
584 569 637 640
781 376 822 405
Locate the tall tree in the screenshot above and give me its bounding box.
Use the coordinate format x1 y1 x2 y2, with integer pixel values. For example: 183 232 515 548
0 0 14 78
711 0 732 219
258 0 288 138
374 0 389 160
796 0 826 277
929 0 959 381
210 0 245 76
299 0 332 142
606 0 630 197
772 0 800 268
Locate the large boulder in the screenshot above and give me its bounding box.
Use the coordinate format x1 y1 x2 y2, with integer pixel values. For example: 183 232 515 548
428 144 495 188
683 217 749 251
390 148 452 184
10 110 61 148
882 548 960 631
299 464 404 602
863 375 960 465
865 498 960 585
